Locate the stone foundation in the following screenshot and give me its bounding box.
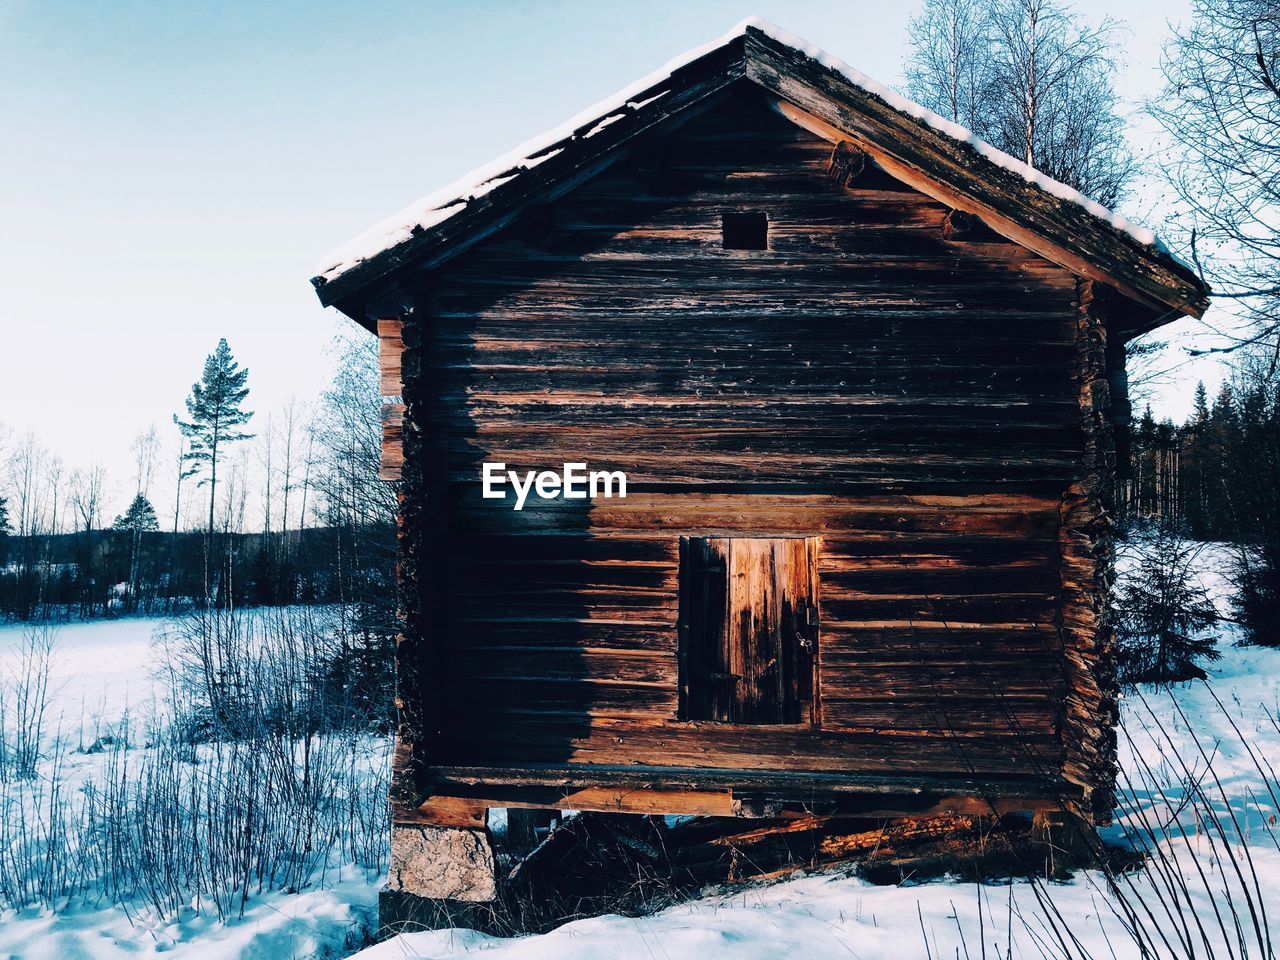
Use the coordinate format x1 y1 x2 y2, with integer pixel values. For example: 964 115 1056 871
388 824 498 903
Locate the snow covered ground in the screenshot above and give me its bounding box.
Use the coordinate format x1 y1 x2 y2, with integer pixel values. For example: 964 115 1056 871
1 616 164 733
2 545 1278 960
357 543 1280 960
0 871 379 960
353 643 1280 960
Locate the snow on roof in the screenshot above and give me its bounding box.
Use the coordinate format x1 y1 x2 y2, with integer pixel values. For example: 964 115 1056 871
313 16 1175 287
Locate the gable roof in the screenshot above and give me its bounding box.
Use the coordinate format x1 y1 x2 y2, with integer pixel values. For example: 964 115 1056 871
311 17 1209 325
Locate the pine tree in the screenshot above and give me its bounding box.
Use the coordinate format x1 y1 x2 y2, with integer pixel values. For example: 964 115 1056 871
1182 382 1213 538
111 493 159 612
1206 383 1237 538
113 493 160 533
1134 406 1158 518
174 339 254 539
1114 530 1220 684
1192 382 1210 424
1223 363 1280 645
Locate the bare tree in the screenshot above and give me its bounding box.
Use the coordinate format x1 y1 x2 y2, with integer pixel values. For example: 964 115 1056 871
121 427 162 610
221 450 250 536
257 415 275 536
45 457 64 537
277 397 307 546
131 426 160 502
905 0 991 130
1154 0 1280 353
8 433 47 540
312 331 398 634
69 465 105 536
172 434 194 535
312 332 397 530
904 0 1134 204
69 464 107 616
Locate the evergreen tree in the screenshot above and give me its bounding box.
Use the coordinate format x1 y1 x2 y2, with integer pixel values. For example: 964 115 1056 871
174 339 254 540
112 493 160 612
1132 406 1158 518
1192 382 1210 424
1222 363 1280 645
113 493 160 533
1181 382 1213 538
1206 383 1237 538
1114 530 1220 684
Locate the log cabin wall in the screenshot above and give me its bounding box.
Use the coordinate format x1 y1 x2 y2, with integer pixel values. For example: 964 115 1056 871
390 87 1104 812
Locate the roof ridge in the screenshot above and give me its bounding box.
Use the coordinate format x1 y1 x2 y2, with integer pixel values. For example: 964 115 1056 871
312 18 1205 320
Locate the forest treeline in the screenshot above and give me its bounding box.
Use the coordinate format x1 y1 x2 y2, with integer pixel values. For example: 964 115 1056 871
0 332 396 628
0 525 392 623
1116 357 1280 655
1118 375 1280 544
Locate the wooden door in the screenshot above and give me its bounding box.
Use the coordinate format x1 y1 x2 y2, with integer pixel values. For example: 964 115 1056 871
679 537 818 724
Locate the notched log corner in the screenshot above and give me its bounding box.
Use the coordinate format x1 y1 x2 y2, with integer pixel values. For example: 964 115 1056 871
942 208 984 240
827 140 866 186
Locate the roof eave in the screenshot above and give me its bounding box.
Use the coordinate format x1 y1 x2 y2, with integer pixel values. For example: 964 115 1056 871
740 26 1208 320
311 36 749 319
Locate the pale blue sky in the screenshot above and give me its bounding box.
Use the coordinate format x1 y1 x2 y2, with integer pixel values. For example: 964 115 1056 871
0 0 1217 520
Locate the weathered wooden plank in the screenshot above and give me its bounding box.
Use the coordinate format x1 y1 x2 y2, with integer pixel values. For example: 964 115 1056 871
819 699 1059 735
1056 280 1120 823
448 492 1061 536
402 786 740 821
819 623 1061 657
448 680 678 720
447 561 677 595
428 761 1069 798
380 402 404 481
711 537 813 724
818 563 1061 595
446 647 678 685
445 619 679 651
377 317 404 397
444 715 1064 774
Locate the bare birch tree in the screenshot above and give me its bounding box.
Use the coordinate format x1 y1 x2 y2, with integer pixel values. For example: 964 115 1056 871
905 0 991 129
69 465 106 616
1154 0 1280 353
905 0 1133 204
8 434 47 541
122 427 161 609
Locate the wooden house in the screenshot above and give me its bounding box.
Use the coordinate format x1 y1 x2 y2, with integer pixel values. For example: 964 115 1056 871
310 19 1209 905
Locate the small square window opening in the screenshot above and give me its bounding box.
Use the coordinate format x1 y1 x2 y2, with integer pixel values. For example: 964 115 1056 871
722 210 768 250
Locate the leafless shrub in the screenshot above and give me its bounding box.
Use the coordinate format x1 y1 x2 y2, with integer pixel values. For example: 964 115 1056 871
77 717 389 921
0 607 390 920
0 624 57 781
